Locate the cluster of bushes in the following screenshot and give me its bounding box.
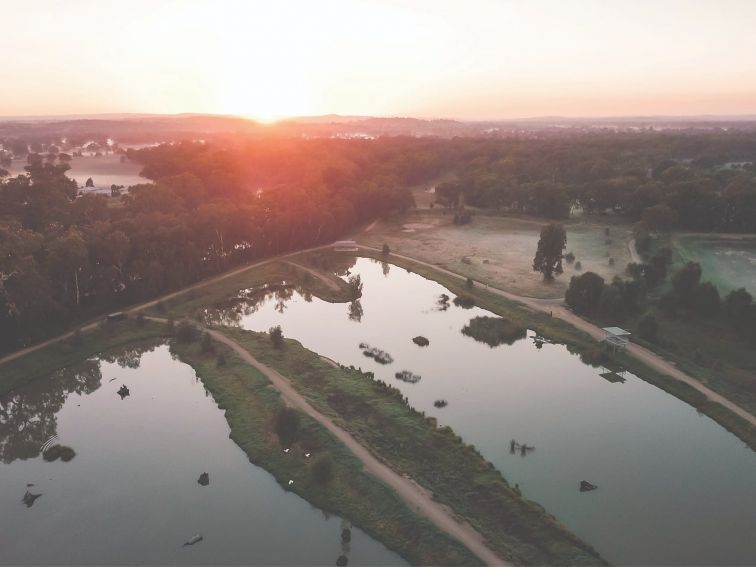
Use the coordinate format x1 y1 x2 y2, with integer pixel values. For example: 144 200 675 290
566 247 675 324
626 248 673 288
566 256 756 345
660 262 756 341
565 272 646 323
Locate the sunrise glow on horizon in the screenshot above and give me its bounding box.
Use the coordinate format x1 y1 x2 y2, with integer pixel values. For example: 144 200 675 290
3 0 756 121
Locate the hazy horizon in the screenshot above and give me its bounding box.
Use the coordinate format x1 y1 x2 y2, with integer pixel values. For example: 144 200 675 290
3 0 756 122
3 110 756 124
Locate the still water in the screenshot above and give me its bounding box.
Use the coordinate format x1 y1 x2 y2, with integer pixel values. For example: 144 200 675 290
209 255 756 566
0 343 405 566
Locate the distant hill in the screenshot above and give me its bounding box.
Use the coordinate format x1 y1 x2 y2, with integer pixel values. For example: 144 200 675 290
1 112 755 144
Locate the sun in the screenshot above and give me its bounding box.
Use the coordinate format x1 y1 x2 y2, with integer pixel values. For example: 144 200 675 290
212 5 320 122
216 73 313 123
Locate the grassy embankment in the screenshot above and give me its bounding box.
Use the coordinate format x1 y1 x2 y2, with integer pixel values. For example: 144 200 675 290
217 326 606 566
172 339 480 566
346 249 756 451
621 236 756 419
0 319 167 396
673 235 756 294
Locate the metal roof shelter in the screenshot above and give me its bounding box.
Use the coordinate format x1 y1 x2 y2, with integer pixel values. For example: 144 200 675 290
600 327 631 351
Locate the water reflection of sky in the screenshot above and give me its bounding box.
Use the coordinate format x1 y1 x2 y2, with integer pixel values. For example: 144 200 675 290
0 343 404 566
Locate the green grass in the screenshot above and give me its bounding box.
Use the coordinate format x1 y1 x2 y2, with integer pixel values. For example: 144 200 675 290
218 326 607 566
171 340 480 567
0 319 167 396
626 311 756 415
674 235 756 294
633 235 756 422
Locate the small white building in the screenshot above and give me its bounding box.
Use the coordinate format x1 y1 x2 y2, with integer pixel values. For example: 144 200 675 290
600 327 631 351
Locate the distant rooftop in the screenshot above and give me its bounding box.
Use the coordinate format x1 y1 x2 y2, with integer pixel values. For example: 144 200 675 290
602 327 631 337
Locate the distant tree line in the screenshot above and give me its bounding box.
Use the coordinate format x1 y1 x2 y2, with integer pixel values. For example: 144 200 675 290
433 132 756 232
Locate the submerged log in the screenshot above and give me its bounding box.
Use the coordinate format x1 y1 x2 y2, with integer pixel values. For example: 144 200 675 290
359 344 394 364
22 490 42 507
42 444 76 462
183 534 203 546
394 370 421 384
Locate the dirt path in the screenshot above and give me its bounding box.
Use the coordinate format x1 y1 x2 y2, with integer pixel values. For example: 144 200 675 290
628 238 641 264
357 245 756 428
0 245 332 367
203 327 511 566
284 260 342 292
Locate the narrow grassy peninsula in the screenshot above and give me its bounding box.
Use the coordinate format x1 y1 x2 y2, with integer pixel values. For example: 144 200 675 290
217 326 607 566
172 340 482 566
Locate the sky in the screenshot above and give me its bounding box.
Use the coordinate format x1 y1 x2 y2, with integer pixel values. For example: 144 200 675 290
2 0 756 121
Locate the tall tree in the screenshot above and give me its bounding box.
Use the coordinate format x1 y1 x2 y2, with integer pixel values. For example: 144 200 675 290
533 223 567 280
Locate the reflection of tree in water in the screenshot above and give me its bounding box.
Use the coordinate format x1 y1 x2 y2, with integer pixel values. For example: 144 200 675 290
338 519 352 566
0 361 100 464
367 257 391 277
100 345 149 369
348 300 363 322
275 285 295 313
203 283 300 326
0 341 160 464
302 252 358 278
204 281 339 326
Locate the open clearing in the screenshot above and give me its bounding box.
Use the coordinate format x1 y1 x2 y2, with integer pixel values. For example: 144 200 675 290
360 211 633 298
673 234 756 294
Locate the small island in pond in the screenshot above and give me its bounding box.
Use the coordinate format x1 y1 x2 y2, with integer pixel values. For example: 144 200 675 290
461 316 527 347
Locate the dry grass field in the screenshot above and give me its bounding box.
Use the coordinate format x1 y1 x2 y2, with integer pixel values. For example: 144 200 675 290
360 211 633 298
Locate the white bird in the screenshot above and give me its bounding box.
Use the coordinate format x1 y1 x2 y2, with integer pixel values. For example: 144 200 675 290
305 453 311 458
283 448 290 453
288 480 294 485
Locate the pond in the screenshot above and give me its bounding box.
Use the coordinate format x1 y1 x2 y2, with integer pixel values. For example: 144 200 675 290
0 343 405 566
208 255 756 566
6 154 146 191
